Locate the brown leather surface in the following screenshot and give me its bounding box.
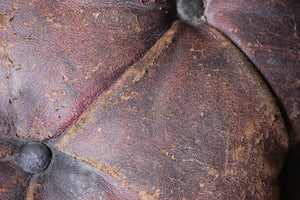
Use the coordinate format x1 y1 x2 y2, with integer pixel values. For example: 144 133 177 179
49 21 288 199
0 0 175 140
0 160 31 199
0 0 296 199
205 0 300 144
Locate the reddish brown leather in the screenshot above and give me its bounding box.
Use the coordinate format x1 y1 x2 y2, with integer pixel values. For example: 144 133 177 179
0 0 295 199
0 0 175 140
205 0 300 144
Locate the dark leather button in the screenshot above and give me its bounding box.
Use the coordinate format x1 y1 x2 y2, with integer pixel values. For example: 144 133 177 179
19 142 52 173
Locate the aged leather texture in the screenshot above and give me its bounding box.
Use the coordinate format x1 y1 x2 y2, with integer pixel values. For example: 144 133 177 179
0 0 298 199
